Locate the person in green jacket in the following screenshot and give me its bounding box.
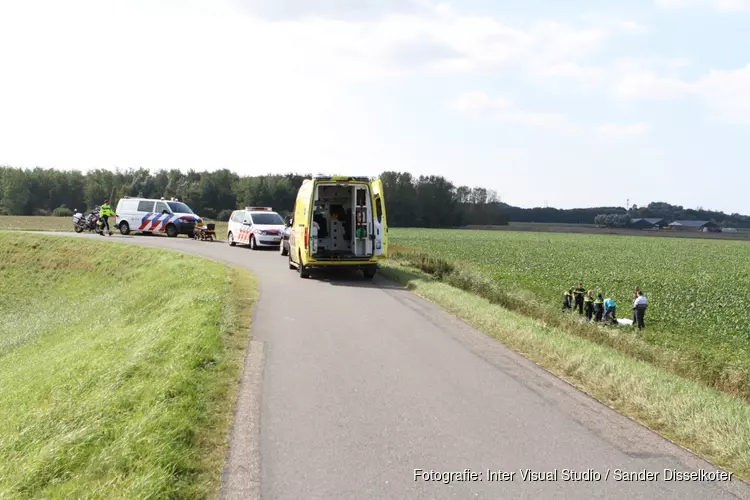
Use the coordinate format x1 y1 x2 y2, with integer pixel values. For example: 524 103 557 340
98 199 115 236
573 282 586 315
583 291 595 321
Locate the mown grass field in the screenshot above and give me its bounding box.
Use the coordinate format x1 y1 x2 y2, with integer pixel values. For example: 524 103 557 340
0 232 257 499
0 215 230 240
389 227 750 400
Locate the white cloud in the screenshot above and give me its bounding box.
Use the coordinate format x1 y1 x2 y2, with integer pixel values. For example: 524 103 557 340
523 53 750 126
611 73 695 99
694 64 750 123
598 123 651 137
450 92 512 112
450 92 578 132
454 92 654 136
655 0 750 10
231 1 640 79
528 56 695 98
0 0 746 179
0 0 650 173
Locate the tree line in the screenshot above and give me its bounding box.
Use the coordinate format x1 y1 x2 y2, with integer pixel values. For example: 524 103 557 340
591 202 750 228
0 166 509 227
1 166 747 228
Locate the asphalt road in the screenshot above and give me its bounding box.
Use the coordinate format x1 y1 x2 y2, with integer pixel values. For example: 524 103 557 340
40 232 750 500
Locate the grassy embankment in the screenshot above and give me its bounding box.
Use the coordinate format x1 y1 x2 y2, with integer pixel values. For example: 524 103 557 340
0 232 257 499
381 228 750 481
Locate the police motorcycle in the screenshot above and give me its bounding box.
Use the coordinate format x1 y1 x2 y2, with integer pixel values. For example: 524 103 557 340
72 206 101 233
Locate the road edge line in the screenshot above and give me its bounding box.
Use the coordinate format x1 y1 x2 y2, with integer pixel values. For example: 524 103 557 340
220 339 265 500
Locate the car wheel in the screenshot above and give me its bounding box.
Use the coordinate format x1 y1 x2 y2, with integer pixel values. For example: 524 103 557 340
187 231 195 239
119 221 130 235
165 224 178 238
249 236 257 250
363 266 377 279
228 232 236 246
298 252 310 279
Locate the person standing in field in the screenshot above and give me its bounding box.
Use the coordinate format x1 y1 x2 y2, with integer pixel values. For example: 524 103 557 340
603 297 617 324
633 291 648 329
593 294 604 322
632 287 640 323
573 282 586 315
562 289 573 312
583 291 595 321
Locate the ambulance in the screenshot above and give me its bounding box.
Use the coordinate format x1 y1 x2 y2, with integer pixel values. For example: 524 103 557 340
287 175 388 279
226 207 287 249
115 197 202 237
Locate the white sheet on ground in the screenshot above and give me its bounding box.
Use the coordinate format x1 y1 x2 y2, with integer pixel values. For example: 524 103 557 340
617 318 633 326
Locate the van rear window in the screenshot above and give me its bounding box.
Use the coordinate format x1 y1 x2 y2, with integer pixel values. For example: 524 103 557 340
138 200 154 212
119 200 138 211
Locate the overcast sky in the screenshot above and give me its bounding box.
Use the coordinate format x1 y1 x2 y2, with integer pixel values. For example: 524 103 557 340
0 0 748 212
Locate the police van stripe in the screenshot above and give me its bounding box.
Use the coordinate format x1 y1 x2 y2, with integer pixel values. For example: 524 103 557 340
140 212 154 229
149 214 165 231
159 215 174 231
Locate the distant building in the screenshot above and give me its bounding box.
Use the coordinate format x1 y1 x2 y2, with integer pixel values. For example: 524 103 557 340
666 220 719 231
629 218 667 229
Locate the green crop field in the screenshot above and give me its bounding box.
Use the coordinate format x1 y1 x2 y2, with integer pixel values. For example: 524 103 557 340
389 227 750 397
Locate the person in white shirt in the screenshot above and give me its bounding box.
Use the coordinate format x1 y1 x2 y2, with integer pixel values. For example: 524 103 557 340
633 291 648 330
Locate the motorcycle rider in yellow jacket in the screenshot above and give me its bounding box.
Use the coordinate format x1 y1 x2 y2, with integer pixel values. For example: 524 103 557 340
98 199 115 236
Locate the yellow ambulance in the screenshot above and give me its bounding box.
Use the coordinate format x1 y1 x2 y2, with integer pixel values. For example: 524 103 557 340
287 175 388 279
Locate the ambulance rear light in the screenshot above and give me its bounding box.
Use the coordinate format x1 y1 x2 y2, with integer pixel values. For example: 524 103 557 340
304 227 309 249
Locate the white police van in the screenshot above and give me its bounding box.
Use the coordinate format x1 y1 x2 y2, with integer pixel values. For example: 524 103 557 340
115 197 203 237
227 207 286 249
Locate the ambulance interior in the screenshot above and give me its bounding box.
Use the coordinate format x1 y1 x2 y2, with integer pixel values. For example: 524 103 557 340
310 183 374 258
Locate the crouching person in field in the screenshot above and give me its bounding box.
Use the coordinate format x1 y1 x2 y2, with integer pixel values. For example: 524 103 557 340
603 297 617 325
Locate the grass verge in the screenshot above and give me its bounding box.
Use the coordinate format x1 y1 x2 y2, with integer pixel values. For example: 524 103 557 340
379 261 750 481
389 249 750 402
0 232 257 499
0 216 229 240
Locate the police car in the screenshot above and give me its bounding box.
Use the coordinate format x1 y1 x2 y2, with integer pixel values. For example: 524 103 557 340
115 196 202 237
227 207 286 249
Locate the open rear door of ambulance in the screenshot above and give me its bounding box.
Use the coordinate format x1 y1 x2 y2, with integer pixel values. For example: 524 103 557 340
371 179 388 259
